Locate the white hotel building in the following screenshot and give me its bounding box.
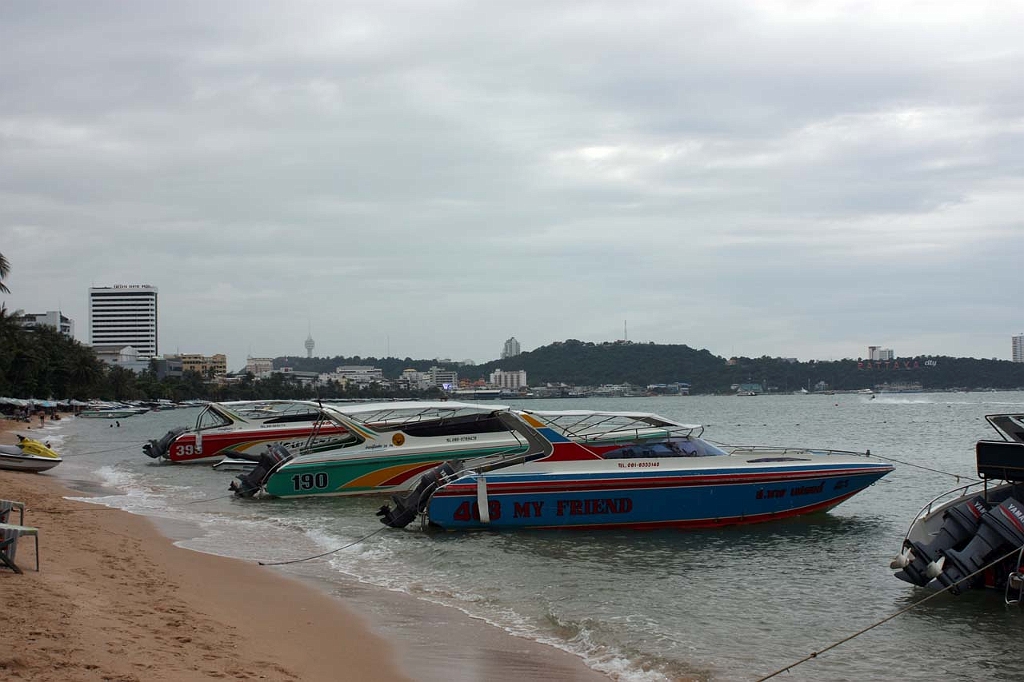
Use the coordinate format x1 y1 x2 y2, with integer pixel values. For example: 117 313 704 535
490 369 528 391
88 285 159 358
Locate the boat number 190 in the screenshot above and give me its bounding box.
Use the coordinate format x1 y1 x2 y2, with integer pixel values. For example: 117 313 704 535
291 473 329 491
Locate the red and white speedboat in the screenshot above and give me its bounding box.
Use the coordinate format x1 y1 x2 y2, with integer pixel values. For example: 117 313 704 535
143 401 354 464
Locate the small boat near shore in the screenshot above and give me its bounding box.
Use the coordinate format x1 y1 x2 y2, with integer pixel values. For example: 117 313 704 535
890 413 1024 601
79 406 144 419
0 435 63 472
144 400 354 464
377 409 894 531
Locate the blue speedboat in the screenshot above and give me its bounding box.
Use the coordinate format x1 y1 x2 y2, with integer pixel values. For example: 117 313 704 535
377 409 894 531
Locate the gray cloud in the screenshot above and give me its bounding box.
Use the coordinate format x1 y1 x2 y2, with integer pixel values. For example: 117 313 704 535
2 1 1023 370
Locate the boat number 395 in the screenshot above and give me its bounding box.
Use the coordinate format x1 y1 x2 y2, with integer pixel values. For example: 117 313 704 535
291 473 329 491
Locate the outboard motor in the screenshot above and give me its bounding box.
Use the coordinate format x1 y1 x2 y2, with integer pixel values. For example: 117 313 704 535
143 427 187 459
937 497 1024 594
230 445 294 498
895 496 990 586
377 462 457 529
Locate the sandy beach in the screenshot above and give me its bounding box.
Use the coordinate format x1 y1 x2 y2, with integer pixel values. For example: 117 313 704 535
0 418 608 682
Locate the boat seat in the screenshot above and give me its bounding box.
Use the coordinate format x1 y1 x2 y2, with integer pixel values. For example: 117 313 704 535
0 522 39 573
0 499 26 525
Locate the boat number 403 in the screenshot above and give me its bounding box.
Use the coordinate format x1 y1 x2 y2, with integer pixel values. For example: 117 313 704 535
291 473 329 491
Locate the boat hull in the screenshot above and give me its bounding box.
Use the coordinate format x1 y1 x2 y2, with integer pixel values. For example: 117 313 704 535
263 443 530 498
0 453 62 472
162 425 352 464
425 465 892 530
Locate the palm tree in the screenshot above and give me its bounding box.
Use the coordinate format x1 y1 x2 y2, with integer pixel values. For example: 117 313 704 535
0 251 9 293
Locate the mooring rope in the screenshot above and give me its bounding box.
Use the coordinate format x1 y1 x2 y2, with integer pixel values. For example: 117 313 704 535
183 493 237 505
257 526 391 566
755 543 1024 681
53 442 148 457
865 453 972 482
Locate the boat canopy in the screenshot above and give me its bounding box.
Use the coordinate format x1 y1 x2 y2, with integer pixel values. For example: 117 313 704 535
519 409 703 442
319 401 510 427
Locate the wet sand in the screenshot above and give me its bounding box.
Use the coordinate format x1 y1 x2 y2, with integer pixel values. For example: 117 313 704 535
0 418 608 681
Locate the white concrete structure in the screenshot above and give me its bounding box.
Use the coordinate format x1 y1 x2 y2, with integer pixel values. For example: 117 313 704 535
321 365 384 387
13 309 74 337
245 356 274 377
489 369 527 390
89 285 158 358
399 369 431 391
868 345 894 361
1013 334 1024 363
92 345 151 373
428 366 458 389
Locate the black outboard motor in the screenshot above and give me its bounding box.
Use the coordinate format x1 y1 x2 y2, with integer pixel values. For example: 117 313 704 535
896 496 990 586
377 462 457 529
230 445 294 498
937 497 1024 594
143 427 187 459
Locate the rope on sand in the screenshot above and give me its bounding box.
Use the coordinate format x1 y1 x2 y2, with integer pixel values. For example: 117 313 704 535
755 544 1024 681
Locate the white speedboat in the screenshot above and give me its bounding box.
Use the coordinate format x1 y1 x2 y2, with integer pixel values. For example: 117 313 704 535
891 414 1024 601
143 400 354 464
0 435 63 472
230 402 525 498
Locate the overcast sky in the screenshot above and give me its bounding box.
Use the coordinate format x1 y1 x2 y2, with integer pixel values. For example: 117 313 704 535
2 1 1022 371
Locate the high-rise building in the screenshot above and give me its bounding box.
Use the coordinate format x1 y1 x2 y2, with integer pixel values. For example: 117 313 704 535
1013 334 1024 363
88 284 158 357
305 333 315 358
501 336 521 359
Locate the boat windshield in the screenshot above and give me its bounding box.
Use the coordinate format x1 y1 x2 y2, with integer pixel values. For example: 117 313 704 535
195 406 234 431
601 437 727 459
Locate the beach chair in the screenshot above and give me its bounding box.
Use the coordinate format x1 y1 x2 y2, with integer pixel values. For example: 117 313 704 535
0 535 19 573
0 499 26 525
0 523 39 573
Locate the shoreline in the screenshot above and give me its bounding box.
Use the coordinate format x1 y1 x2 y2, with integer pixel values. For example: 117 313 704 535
1 418 609 682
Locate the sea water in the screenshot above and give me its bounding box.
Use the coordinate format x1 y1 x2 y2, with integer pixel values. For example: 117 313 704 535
41 393 1024 681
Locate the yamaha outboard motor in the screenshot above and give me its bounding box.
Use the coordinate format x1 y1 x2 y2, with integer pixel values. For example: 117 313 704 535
377 462 457 529
230 445 294 498
896 496 990 586
143 427 187 459
937 497 1024 594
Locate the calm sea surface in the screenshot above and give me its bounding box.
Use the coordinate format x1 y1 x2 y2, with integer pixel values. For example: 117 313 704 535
38 392 1024 681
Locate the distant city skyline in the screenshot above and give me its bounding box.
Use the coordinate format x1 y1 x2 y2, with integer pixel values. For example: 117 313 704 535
14 292 1024 372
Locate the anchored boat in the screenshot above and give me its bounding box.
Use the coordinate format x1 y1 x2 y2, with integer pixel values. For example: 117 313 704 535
230 402 528 499
377 409 894 531
890 414 1024 601
144 400 354 464
0 435 63 473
